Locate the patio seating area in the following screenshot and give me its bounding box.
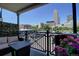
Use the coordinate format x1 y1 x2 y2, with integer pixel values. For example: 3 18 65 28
0 3 79 56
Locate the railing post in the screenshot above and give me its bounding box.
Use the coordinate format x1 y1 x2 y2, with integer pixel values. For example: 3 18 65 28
25 31 28 41
47 30 49 56
45 35 46 52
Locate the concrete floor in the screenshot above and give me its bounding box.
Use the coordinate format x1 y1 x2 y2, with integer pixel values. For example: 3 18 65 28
4 48 47 56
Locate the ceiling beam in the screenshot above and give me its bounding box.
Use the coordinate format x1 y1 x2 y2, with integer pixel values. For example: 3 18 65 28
17 3 47 14
0 4 17 13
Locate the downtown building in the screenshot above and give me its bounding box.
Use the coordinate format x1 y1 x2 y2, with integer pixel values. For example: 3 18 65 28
19 24 32 31
53 9 60 25
46 9 60 27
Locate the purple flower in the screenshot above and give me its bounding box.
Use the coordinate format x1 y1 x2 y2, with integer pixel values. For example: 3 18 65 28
55 46 66 52
75 38 79 41
68 42 73 45
66 36 75 42
63 38 68 42
70 43 79 49
73 38 79 44
55 46 68 55
67 36 74 40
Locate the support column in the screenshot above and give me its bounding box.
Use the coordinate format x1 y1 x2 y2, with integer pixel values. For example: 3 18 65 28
0 8 3 37
17 13 20 40
72 3 77 33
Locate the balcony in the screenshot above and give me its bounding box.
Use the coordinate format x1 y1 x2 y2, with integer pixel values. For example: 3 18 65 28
0 3 79 56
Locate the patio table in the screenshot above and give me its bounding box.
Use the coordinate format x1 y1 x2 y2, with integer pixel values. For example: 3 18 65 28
9 40 32 56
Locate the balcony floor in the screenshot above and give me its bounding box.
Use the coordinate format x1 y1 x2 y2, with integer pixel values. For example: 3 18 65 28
4 48 47 56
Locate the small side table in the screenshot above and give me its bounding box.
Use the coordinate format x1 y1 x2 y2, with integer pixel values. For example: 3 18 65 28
9 40 31 56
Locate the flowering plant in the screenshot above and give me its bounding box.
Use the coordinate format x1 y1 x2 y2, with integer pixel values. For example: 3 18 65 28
55 46 68 56
59 35 79 55
55 35 79 55
74 37 79 44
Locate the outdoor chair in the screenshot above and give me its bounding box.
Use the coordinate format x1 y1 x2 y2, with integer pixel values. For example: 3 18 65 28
0 36 18 55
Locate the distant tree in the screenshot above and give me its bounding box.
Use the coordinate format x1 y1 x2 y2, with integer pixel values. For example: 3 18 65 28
40 23 45 30
53 26 58 31
32 25 39 31
43 24 52 31
61 24 64 26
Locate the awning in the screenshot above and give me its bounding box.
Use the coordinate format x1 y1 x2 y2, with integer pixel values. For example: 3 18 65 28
0 3 46 14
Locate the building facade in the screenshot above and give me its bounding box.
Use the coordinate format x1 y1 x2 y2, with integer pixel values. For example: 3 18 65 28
19 24 32 30
53 9 60 25
46 21 56 26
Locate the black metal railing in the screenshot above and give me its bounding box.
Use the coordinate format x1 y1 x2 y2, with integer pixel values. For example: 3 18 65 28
27 31 47 52
20 30 56 56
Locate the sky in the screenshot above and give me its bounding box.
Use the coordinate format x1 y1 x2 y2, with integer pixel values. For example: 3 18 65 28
1 3 79 25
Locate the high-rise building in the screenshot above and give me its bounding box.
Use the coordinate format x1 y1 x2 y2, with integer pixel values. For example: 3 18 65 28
53 9 60 25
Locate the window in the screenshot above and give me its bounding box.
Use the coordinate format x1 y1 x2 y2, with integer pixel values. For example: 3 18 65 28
1 9 17 36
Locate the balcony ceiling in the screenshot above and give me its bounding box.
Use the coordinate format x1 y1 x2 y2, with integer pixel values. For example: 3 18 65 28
0 3 46 14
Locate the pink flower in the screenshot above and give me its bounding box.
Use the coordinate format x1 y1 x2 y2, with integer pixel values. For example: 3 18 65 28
75 37 79 41
71 43 79 49
68 42 73 45
55 46 68 55
63 38 68 42
67 36 74 39
55 46 66 52
73 37 79 44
